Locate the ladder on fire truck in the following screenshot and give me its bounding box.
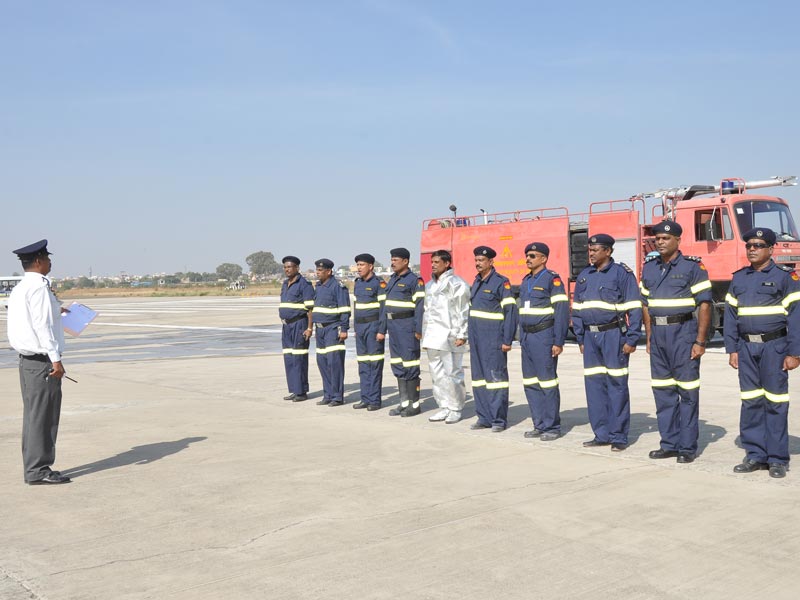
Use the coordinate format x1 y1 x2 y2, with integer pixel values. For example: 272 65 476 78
635 175 797 220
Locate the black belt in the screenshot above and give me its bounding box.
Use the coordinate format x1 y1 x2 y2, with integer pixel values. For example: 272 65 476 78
387 311 414 320
20 354 49 362
587 321 622 333
743 327 788 343
651 312 694 326
355 314 379 325
522 319 555 334
281 313 307 325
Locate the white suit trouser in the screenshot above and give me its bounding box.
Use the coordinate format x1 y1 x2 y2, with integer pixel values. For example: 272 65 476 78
426 348 466 411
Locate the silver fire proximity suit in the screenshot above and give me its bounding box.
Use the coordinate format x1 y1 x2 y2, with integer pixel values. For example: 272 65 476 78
422 268 470 413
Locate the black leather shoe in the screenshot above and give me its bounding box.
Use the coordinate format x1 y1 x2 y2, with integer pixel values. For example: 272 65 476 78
733 459 767 473
610 443 627 452
470 422 491 430
292 394 308 402
401 406 421 417
677 453 695 464
389 406 407 416
328 400 344 407
491 424 505 432
583 439 610 447
366 404 382 411
524 429 543 439
649 449 679 459
540 432 560 441
316 398 332 406
28 473 71 485
352 401 369 409
283 393 298 401
769 463 787 478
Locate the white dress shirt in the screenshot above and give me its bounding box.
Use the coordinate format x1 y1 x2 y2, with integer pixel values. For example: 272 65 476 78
421 268 470 352
7 272 65 362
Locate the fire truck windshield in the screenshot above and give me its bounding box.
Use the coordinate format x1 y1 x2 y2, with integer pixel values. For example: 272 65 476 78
733 200 799 241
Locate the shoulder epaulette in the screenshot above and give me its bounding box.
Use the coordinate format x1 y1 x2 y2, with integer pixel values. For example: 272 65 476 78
548 269 560 277
644 254 658 263
618 262 634 273
778 264 795 272
685 255 702 262
338 281 347 289
733 266 748 274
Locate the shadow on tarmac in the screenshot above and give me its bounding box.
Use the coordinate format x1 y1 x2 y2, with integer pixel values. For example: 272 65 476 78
734 434 800 456
62 437 207 478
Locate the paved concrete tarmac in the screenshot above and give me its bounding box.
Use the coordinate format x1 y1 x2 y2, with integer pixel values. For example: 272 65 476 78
1 297 799 599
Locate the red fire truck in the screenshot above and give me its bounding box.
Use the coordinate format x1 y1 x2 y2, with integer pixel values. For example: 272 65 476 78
420 176 799 331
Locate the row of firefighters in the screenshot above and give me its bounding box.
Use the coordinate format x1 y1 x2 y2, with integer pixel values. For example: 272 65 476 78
278 222 800 479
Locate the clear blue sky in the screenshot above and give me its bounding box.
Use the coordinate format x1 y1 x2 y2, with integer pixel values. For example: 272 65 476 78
3 1 800 277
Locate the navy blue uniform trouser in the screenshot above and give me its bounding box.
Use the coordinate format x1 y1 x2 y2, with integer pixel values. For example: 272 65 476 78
650 320 700 454
469 319 509 428
387 318 420 380
737 339 790 465
316 324 345 402
355 320 384 406
521 328 561 433
282 319 310 395
582 328 630 444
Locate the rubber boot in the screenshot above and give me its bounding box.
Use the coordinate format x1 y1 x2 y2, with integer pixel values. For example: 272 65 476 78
401 378 421 417
389 378 408 416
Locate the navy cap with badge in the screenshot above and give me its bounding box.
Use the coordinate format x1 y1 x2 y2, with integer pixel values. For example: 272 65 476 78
354 253 375 264
473 245 497 258
524 242 550 257
652 220 683 236
12 239 52 260
281 255 301 266
588 233 615 248
742 227 776 246
315 258 334 269
390 247 410 260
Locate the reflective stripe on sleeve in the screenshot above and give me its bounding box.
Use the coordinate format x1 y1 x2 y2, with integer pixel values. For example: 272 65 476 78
725 293 738 307
691 280 712 294
782 291 800 308
551 294 569 303
639 283 650 297
500 297 516 307
412 292 426 301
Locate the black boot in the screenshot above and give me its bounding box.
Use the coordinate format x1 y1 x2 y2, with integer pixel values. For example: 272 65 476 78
401 378 421 417
389 379 408 416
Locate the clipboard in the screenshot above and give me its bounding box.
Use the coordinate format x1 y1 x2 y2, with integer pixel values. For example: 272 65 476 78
62 302 98 336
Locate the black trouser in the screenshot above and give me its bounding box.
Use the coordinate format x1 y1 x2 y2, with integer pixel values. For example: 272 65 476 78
19 355 62 482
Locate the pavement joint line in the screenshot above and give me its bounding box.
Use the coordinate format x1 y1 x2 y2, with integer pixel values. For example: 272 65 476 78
91 323 281 333
0 565 45 600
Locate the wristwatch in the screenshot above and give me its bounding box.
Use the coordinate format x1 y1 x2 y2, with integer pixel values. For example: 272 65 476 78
693 340 707 347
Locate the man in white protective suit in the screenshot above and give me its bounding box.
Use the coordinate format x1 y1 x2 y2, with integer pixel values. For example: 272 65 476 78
422 249 471 424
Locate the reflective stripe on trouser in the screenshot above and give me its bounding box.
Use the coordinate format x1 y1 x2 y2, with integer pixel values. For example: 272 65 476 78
387 318 420 380
469 318 509 427
426 348 466 412
19 356 62 482
355 320 384 406
315 325 345 402
649 320 700 454
582 328 630 444
520 329 561 433
282 319 310 395
737 338 790 464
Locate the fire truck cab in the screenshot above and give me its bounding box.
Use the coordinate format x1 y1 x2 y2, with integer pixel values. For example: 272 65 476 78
420 176 799 332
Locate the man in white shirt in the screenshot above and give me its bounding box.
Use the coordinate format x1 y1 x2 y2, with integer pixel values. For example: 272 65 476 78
422 250 470 424
7 239 71 485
